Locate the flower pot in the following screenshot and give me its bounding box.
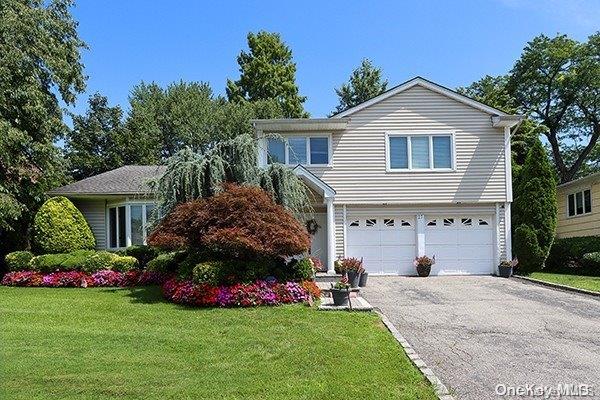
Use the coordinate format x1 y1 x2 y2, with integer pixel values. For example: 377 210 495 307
358 271 368 287
346 270 361 288
498 265 512 278
331 289 349 306
416 265 431 277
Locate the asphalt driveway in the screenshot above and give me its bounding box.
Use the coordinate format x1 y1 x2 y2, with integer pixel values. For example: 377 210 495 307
362 276 600 400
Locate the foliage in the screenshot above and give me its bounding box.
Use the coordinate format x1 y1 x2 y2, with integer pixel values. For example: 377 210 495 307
332 59 388 115
146 251 186 274
507 33 600 183
148 184 310 259
27 250 138 274
192 262 220 286
162 278 311 307
111 256 139 272
1 271 44 287
287 258 314 281
32 197 95 254
1 269 168 288
59 250 96 270
5 251 34 271
65 94 127 180
512 140 557 272
29 253 71 273
308 256 324 272
121 245 158 268
546 236 600 270
0 0 86 269
340 257 364 272
151 135 313 219
582 252 600 269
414 256 435 268
226 31 307 118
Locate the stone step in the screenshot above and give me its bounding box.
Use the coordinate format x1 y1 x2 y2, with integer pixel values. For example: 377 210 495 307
318 296 373 312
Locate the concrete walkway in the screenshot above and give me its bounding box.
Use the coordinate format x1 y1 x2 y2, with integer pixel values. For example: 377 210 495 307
362 276 600 400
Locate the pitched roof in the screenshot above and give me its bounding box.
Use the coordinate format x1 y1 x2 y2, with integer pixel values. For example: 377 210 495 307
558 172 600 189
49 165 165 196
330 76 512 118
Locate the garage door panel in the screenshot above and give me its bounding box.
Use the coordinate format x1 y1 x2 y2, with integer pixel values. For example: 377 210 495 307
348 230 380 245
425 230 458 245
381 245 415 261
348 246 380 261
459 245 494 260
458 230 493 245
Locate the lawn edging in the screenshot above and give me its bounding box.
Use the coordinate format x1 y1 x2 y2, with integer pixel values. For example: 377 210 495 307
512 275 600 297
375 310 455 400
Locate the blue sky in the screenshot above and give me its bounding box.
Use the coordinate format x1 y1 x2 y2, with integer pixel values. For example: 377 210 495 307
70 0 600 118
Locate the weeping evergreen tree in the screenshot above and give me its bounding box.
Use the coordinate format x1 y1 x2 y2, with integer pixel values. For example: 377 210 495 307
150 134 313 219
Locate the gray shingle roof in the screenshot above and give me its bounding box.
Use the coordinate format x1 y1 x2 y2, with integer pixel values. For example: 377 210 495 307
49 165 165 196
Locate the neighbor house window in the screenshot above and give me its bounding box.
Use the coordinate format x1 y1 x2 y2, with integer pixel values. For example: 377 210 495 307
387 133 453 170
266 135 330 166
568 189 592 217
107 203 156 249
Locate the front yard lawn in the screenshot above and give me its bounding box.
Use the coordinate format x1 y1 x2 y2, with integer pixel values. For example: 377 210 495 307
528 272 600 293
0 286 436 400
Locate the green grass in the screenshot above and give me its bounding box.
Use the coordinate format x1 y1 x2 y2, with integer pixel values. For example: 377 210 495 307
0 286 436 400
529 272 600 293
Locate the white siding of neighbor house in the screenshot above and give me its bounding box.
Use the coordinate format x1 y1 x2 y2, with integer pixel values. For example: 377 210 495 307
73 199 106 249
301 85 508 205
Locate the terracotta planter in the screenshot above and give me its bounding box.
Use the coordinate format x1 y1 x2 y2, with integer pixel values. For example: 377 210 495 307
498 265 512 278
416 265 431 277
346 270 361 288
331 289 350 306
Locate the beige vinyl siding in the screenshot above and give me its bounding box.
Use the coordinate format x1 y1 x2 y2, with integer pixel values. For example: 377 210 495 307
73 199 106 249
556 180 600 238
306 85 507 204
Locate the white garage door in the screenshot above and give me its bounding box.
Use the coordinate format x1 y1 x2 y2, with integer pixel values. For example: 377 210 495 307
425 216 494 275
346 217 416 275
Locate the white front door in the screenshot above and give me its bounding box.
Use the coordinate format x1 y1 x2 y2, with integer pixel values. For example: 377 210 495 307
424 215 494 275
346 216 416 274
310 213 328 269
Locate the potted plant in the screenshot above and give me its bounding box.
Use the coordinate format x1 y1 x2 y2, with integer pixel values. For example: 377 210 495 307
308 256 324 274
342 257 364 288
334 258 344 274
498 258 518 278
330 278 351 306
359 270 369 287
414 255 435 277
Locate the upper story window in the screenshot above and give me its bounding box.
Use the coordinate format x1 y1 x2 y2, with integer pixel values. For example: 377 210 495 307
387 133 453 171
266 135 330 166
567 189 592 217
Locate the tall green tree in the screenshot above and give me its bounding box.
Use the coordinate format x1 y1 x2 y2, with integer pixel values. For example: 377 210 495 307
0 0 85 262
332 58 388 115
508 33 600 183
512 140 557 272
226 31 307 118
125 80 283 163
66 94 126 180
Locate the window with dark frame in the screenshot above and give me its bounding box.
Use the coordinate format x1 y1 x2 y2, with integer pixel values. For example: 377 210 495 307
568 189 592 217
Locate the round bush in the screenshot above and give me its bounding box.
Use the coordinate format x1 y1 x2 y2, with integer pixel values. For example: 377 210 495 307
33 196 95 254
80 251 118 273
5 251 34 271
192 262 220 285
29 253 71 273
146 251 186 274
122 245 158 268
111 256 139 272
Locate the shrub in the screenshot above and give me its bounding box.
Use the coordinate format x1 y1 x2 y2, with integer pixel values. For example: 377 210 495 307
146 251 186 274
111 256 139 272
582 252 600 269
122 245 158 268
32 196 95 254
192 262 220 285
60 250 96 270
512 140 557 273
5 251 34 271
1 271 43 286
29 253 71 273
147 184 310 259
287 258 314 281
80 251 119 273
546 236 600 270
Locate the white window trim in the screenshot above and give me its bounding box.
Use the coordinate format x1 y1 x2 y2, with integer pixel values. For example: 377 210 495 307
566 188 592 218
385 131 456 172
105 200 157 249
264 133 332 167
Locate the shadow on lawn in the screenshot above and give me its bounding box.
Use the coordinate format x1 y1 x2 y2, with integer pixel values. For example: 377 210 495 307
100 286 167 304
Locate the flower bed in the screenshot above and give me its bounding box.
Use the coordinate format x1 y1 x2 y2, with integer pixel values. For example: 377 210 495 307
1 270 169 288
162 278 321 307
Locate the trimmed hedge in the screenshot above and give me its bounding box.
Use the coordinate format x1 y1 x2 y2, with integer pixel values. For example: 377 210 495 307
5 251 34 271
546 236 600 270
582 252 600 269
121 245 158 268
28 250 140 274
111 256 139 272
33 196 95 254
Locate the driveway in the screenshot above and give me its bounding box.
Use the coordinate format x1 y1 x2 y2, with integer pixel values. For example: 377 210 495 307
362 276 600 400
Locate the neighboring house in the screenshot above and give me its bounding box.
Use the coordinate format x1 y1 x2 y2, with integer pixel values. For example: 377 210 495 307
556 172 600 239
50 77 521 276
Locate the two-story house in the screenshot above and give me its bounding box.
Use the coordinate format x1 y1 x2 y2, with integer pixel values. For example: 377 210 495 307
50 77 521 276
